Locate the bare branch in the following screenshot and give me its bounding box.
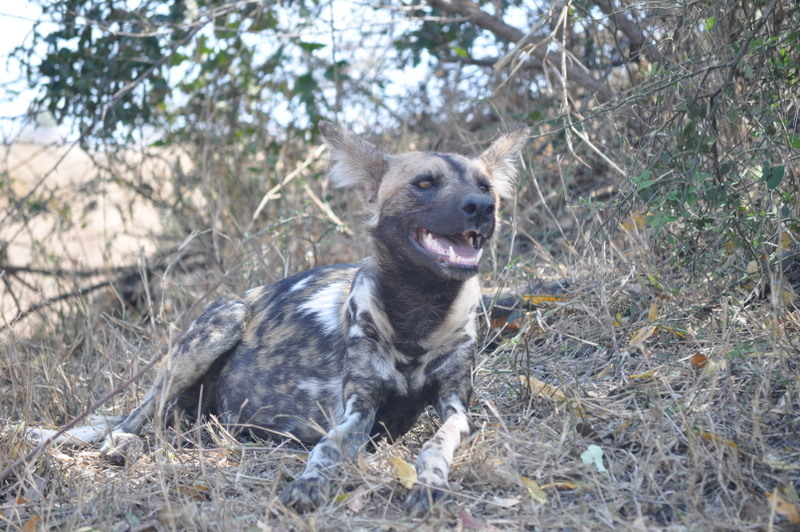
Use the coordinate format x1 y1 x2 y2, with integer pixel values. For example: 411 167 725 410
426 0 614 103
590 0 666 64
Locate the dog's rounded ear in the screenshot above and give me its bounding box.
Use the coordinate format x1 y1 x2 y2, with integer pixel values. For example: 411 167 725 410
319 121 389 205
479 127 530 199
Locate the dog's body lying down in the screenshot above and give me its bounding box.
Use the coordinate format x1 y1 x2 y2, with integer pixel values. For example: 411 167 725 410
41 122 528 515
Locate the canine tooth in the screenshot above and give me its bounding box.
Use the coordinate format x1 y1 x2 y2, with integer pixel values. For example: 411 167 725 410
449 245 456 262
476 248 483 262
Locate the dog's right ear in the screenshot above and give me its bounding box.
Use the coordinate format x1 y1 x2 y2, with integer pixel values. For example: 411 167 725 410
319 121 389 206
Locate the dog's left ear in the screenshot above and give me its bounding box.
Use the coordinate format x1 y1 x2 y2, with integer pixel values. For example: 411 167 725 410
479 127 530 199
319 121 389 205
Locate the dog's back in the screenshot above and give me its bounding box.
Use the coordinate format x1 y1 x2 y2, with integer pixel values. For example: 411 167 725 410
175 263 357 443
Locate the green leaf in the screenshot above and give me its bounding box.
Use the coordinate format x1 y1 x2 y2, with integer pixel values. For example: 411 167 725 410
297 41 326 52
647 211 677 229
450 45 469 58
636 179 656 190
634 170 655 190
704 17 716 31
788 133 800 149
169 53 188 67
766 165 785 190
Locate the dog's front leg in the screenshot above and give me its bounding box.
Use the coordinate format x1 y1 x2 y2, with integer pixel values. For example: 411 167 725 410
280 395 376 512
405 394 471 516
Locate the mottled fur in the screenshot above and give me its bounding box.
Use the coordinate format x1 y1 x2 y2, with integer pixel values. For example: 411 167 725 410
47 122 528 515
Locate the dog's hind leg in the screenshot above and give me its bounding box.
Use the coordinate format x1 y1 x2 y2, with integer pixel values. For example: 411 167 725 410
101 298 252 464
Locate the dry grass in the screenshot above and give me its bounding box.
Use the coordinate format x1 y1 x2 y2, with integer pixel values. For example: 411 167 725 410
1 134 799 531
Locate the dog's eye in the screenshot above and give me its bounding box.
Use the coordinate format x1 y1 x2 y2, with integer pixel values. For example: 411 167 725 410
478 183 490 194
416 179 434 189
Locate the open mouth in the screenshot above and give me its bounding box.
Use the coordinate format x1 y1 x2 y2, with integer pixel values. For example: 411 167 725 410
413 227 485 269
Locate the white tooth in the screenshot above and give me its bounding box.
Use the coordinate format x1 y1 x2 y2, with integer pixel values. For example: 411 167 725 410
425 232 436 249
476 248 484 262
449 245 456 262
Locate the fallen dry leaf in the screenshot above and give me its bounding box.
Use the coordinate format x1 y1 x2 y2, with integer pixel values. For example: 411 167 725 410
519 476 548 504
346 485 368 513
767 489 800 524
575 422 598 439
490 496 520 508
521 294 567 305
660 325 686 337
689 353 708 369
459 508 491 530
629 325 657 348
389 455 417 489
540 481 580 491
176 481 211 501
21 515 41 532
701 358 728 376
695 429 738 448
519 375 566 402
647 301 658 321
594 364 612 379
628 370 658 379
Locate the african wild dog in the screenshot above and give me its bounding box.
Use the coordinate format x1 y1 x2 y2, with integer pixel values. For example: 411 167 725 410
45 122 529 514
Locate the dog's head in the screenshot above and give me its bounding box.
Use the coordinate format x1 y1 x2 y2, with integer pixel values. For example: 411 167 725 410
320 122 529 280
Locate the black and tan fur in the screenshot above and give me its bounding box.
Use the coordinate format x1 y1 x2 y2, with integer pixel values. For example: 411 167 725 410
43 122 529 515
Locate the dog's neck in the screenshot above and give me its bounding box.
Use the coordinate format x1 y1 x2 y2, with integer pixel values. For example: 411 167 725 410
366 253 474 345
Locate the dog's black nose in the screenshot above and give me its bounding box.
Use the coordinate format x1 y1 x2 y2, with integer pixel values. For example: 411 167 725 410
461 194 494 221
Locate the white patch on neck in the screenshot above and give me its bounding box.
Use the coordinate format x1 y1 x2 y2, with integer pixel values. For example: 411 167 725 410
421 276 481 349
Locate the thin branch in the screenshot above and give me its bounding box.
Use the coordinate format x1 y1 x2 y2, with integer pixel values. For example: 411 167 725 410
1 279 117 330
0 263 134 278
0 248 207 331
426 0 614 102
590 0 666 64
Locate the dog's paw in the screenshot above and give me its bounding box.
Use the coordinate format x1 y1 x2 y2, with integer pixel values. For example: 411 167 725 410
279 476 329 513
100 431 143 465
405 483 449 516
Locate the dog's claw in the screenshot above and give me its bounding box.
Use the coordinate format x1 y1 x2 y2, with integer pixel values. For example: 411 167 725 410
405 483 449 516
100 431 143 465
280 476 329 513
